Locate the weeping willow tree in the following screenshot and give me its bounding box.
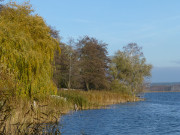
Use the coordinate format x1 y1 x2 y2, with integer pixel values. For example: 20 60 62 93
0 2 60 98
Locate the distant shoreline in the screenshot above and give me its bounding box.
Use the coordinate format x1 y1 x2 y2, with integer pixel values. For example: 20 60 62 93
144 91 180 93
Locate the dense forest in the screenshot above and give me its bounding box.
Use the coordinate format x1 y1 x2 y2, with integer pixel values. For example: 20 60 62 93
0 1 152 134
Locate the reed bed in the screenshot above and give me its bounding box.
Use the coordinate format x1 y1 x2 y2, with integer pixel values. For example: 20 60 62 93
0 90 139 134
0 94 65 134
58 90 139 110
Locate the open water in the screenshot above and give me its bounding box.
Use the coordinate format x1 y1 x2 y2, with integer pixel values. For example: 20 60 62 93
59 92 180 135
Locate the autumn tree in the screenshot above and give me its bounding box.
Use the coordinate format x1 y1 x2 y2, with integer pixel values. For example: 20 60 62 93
53 39 80 89
110 43 152 94
0 2 60 97
77 36 110 90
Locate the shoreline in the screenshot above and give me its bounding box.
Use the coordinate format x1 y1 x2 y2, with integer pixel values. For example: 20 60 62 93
62 97 141 112
57 90 141 112
1 90 140 134
144 91 180 93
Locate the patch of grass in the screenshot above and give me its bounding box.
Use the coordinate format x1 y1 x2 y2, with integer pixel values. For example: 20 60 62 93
58 91 89 109
58 90 139 110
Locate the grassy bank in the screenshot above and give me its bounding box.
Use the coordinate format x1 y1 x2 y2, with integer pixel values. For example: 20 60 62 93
58 90 139 110
0 90 139 134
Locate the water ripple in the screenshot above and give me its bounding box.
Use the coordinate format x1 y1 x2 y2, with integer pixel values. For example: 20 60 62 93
60 92 180 135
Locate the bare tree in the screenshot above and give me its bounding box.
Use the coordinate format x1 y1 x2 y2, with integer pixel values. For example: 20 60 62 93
53 39 81 89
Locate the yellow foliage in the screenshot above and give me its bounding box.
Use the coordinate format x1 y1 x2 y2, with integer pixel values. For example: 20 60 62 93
0 2 60 97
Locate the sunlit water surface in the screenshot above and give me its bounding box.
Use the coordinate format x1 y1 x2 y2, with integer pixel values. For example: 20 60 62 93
59 92 180 135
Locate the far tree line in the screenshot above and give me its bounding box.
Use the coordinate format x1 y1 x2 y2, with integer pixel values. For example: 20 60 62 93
52 31 152 94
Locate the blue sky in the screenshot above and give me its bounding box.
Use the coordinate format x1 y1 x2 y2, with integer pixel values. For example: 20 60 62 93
3 0 180 82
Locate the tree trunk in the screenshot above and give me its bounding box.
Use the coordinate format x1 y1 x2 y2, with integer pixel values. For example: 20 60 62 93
85 82 89 91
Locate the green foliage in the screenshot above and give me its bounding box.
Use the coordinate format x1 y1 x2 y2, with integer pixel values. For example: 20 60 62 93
110 43 152 94
0 2 60 97
110 80 131 94
59 91 89 109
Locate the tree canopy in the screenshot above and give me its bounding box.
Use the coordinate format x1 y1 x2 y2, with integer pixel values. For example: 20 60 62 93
53 41 79 89
0 2 60 97
0 2 152 97
77 36 110 90
110 43 152 94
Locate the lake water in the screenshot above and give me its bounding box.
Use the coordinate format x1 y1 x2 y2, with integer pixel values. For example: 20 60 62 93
59 92 180 135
